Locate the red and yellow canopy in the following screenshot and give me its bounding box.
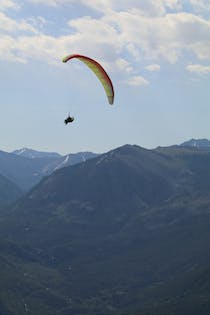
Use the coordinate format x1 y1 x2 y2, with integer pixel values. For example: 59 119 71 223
62 54 114 105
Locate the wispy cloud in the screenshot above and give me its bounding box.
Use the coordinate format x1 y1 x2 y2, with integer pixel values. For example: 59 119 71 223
0 0 20 11
145 64 160 72
0 12 38 33
28 0 182 15
187 0 210 12
126 75 149 86
116 58 133 73
186 64 210 75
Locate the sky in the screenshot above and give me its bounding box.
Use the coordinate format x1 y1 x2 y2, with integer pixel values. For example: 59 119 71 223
0 0 210 155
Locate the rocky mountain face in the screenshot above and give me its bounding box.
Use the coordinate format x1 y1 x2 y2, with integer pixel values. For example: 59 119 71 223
0 174 22 209
0 144 210 314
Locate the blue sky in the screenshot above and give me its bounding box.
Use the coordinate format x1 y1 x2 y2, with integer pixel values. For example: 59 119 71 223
0 0 210 154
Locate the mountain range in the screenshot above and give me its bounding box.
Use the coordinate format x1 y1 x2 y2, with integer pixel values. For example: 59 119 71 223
0 141 210 314
1 138 209 194
0 149 98 199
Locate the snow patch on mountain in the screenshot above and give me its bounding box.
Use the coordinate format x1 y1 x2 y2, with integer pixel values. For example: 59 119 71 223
53 155 70 171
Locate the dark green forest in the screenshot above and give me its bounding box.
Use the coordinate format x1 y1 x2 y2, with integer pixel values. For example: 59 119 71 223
0 144 210 314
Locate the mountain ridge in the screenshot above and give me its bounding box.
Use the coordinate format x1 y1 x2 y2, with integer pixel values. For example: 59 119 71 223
12 147 62 159
180 138 210 149
0 149 98 191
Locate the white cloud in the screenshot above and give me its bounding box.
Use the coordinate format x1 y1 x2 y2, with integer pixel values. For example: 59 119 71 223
1 0 210 87
116 58 133 73
186 64 210 75
65 16 122 63
26 16 47 31
126 75 149 86
0 12 37 33
29 0 210 13
0 0 19 10
29 0 114 12
1 9 210 65
190 42 210 60
104 10 210 62
0 35 27 63
145 64 160 71
187 0 210 12
29 0 61 6
29 0 183 15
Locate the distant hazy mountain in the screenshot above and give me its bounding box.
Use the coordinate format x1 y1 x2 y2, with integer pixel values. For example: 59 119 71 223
181 138 210 148
12 148 62 159
0 149 98 191
1 144 210 314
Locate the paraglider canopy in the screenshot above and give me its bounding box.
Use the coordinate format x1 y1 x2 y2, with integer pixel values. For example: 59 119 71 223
62 54 114 105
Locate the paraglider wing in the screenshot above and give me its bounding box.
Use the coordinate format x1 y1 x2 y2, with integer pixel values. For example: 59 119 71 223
62 54 114 105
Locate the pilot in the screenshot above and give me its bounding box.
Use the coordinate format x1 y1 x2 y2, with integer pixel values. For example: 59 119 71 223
64 115 74 125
